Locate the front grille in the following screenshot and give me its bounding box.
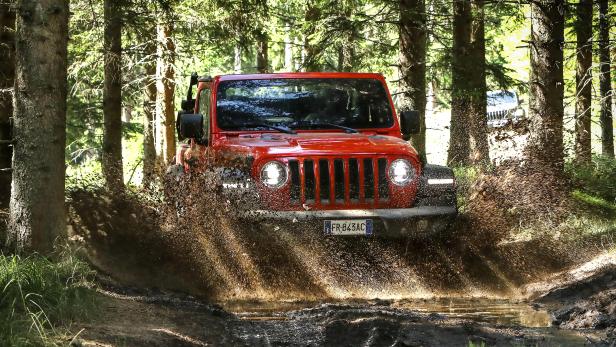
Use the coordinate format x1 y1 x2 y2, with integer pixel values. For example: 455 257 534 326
487 110 509 121
288 157 390 207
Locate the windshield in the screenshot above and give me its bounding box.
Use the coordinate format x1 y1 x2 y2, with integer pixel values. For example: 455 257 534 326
216 78 394 131
487 91 518 106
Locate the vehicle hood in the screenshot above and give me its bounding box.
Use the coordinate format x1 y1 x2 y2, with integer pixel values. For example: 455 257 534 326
217 132 419 159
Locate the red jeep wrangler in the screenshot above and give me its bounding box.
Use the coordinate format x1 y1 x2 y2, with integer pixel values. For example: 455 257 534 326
174 72 457 238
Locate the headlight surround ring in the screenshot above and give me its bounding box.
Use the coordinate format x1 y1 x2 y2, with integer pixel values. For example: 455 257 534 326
388 159 415 186
260 161 288 189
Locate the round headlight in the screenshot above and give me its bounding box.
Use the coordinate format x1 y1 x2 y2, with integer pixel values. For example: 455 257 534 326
260 161 288 188
388 159 414 186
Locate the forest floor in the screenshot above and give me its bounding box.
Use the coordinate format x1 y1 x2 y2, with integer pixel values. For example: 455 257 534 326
63 178 616 346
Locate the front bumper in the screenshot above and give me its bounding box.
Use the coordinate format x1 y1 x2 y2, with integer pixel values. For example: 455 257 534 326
239 206 457 238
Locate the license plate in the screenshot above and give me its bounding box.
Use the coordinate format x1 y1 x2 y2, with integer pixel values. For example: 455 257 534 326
324 219 373 236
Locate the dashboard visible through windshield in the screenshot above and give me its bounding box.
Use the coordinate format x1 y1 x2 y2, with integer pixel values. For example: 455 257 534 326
216 78 394 132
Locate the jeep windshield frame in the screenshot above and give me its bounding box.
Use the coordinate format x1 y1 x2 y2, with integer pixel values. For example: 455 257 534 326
214 78 395 133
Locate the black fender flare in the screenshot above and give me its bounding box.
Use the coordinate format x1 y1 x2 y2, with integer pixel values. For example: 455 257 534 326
415 164 457 210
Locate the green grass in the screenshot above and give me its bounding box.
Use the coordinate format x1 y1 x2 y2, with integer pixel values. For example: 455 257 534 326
0 250 96 346
453 166 481 212
566 156 616 204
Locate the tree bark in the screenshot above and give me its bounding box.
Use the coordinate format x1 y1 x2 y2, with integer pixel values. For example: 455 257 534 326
142 40 157 188
156 21 176 164
284 23 293 71
448 0 471 166
234 43 242 73
337 1 355 72
527 0 565 176
399 0 427 157
598 0 613 158
103 0 124 191
467 0 489 165
574 0 593 164
8 0 69 253
0 2 15 208
303 1 321 72
256 30 268 73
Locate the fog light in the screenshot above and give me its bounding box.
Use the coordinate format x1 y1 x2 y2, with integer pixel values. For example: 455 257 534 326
260 161 288 188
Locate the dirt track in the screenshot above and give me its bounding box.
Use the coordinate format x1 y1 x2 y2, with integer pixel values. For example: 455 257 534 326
65 189 616 346
76 282 611 347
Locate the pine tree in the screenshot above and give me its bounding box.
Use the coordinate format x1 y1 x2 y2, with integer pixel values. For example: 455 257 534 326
598 0 613 158
574 0 593 164
448 0 471 166
399 0 427 156
0 2 15 208
527 0 565 176
8 0 69 253
102 0 125 191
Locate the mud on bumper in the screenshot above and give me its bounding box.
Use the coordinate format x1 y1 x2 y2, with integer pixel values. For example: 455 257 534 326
239 206 457 238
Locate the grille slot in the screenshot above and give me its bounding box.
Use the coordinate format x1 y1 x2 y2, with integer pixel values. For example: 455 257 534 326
319 159 330 204
349 159 359 201
289 160 300 202
304 160 315 202
378 158 389 200
363 158 374 200
334 159 345 202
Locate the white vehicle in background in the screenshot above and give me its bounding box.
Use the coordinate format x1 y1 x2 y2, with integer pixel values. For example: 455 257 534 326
487 90 525 128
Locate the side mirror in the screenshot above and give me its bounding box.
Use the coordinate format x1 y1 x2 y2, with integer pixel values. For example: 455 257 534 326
176 112 203 141
181 72 199 112
181 99 195 112
399 110 421 141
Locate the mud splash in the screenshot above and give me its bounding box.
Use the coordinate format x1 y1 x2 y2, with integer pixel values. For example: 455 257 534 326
68 184 605 302
66 171 616 346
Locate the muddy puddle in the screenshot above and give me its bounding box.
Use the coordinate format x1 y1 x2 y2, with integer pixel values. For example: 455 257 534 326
213 298 604 346
80 289 609 347
222 297 552 327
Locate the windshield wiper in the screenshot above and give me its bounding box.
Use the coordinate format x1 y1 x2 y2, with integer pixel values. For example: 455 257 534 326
239 122 297 135
291 120 359 133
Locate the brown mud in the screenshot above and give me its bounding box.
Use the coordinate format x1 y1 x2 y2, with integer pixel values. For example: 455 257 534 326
68 188 597 302
77 284 609 347
65 181 616 346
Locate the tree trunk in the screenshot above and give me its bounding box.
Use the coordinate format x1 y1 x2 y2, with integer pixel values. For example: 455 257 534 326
234 43 242 73
337 1 355 72
303 1 321 72
399 0 427 157
284 23 293 71
527 0 565 176
256 30 268 73
0 3 15 208
467 0 489 166
598 0 613 158
102 0 124 192
8 0 69 253
574 0 593 164
448 0 471 166
156 21 176 164
142 41 157 188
